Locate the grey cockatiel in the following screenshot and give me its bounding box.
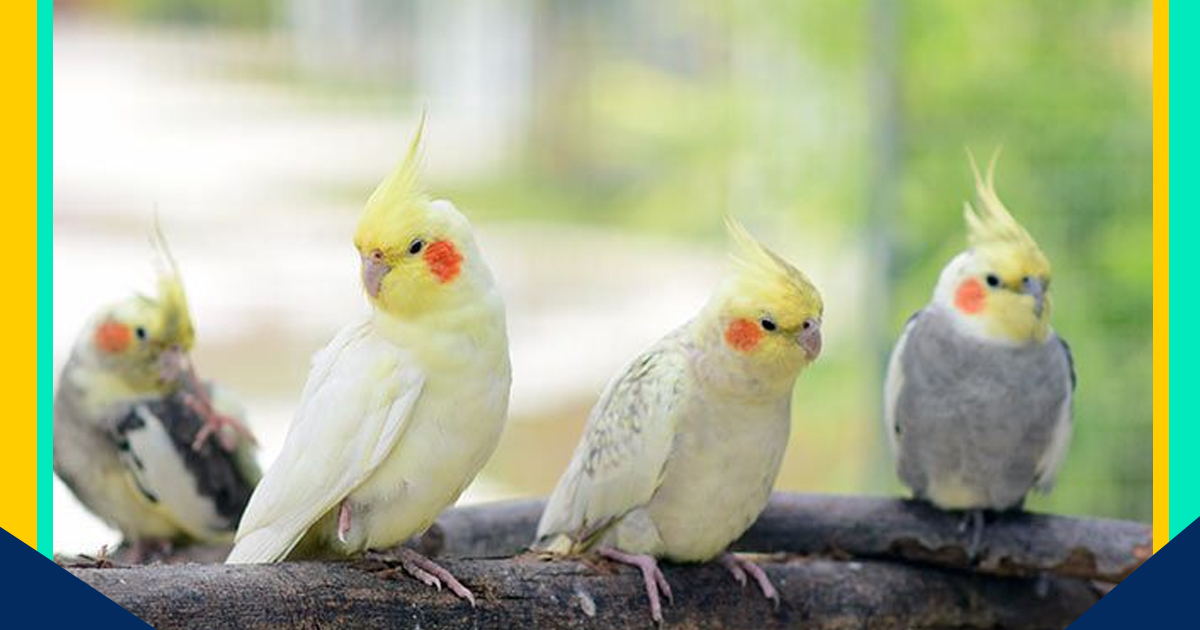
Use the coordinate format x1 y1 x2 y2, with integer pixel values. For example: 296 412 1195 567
54 231 259 561
884 155 1075 553
535 219 824 623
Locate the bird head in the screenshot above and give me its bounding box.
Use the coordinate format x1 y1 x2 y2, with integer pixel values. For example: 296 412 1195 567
353 117 494 321
707 218 824 381
934 152 1053 344
84 227 196 394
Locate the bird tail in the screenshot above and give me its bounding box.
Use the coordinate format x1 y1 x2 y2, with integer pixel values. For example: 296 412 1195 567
225 527 292 564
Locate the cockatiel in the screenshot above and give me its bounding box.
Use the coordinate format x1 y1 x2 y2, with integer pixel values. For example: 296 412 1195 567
53 228 260 562
226 120 511 606
884 154 1075 553
534 219 823 622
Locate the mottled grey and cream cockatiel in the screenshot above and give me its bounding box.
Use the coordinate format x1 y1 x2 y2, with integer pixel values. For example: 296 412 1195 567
54 230 259 561
535 219 824 623
884 155 1075 552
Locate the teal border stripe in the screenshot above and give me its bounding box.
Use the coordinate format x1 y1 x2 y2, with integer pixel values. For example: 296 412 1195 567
1169 2 1186 539
37 0 53 557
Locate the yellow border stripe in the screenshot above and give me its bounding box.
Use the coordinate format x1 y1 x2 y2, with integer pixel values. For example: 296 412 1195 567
1153 0 1168 552
0 0 38 547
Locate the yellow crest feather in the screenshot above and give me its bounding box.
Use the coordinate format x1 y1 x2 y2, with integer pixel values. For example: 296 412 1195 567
961 149 1051 279
963 149 1038 250
364 111 427 219
723 216 821 309
150 218 195 349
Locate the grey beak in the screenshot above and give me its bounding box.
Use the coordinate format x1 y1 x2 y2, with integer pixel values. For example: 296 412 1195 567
361 251 392 298
797 318 822 360
1022 277 1046 317
157 345 188 384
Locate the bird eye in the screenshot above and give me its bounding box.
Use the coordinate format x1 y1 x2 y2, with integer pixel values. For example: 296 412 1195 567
408 239 425 255
760 318 777 332
134 326 147 341
801 320 812 330
985 274 1001 288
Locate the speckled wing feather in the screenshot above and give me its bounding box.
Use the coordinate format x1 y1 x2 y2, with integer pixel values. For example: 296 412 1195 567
535 329 689 551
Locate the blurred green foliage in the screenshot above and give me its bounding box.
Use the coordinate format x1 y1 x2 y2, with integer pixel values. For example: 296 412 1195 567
101 0 274 27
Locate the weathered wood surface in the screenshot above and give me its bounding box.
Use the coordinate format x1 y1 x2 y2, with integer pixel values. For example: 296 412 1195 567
407 494 1151 583
69 494 1149 585
72 554 1101 630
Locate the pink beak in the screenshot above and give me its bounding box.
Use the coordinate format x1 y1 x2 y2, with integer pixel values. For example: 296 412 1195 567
797 318 822 360
361 251 392 298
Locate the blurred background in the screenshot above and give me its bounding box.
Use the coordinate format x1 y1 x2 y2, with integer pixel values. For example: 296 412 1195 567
52 0 1152 553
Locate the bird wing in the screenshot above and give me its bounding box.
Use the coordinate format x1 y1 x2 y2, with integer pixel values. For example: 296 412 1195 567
536 333 688 551
227 320 425 564
1034 335 1076 492
113 397 259 542
883 310 922 456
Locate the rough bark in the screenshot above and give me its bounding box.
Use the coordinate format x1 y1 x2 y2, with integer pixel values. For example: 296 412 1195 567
411 494 1151 583
72 555 1101 630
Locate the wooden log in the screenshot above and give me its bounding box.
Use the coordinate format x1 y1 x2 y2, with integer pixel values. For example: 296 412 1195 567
419 494 1152 583
72 554 1101 630
64 494 1150 584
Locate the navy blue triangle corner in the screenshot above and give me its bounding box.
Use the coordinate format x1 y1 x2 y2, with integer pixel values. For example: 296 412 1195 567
1070 519 1195 628
0 527 151 629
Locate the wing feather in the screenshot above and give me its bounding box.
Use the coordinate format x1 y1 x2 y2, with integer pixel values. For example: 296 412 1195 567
227 319 425 563
883 311 922 456
535 332 688 551
1034 335 1075 492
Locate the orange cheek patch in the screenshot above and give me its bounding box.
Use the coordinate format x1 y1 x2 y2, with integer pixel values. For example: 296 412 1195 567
724 318 763 352
94 321 132 354
424 240 463 283
955 278 986 314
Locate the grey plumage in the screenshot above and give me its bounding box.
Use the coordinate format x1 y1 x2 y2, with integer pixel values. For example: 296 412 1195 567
888 307 1075 511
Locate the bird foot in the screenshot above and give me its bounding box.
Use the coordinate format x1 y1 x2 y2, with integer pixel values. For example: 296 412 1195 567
370 548 476 606
181 390 254 453
337 502 352 544
719 553 779 608
598 547 672 624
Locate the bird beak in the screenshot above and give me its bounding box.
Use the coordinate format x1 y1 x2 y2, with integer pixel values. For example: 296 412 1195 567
361 251 392 299
797 318 822 360
1022 277 1046 317
157 345 189 384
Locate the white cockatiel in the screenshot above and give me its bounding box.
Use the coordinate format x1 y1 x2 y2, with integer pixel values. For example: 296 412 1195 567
54 228 260 562
535 219 824 622
226 121 511 605
884 154 1075 553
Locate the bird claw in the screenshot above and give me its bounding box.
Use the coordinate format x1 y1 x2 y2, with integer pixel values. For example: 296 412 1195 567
599 547 671 623
182 390 253 453
720 554 780 608
374 548 476 606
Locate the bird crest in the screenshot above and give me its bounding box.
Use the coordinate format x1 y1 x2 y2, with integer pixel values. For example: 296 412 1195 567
361 112 428 228
962 150 1050 276
150 218 195 350
723 216 821 313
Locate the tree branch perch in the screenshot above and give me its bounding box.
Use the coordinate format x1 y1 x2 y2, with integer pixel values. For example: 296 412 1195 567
72 554 1102 630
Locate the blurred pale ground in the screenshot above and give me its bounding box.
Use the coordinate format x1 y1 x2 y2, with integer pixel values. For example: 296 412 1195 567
52 0 1152 554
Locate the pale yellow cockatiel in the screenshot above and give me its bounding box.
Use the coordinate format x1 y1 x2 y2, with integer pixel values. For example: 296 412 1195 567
534 219 823 622
884 153 1075 555
226 120 511 605
54 227 260 562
